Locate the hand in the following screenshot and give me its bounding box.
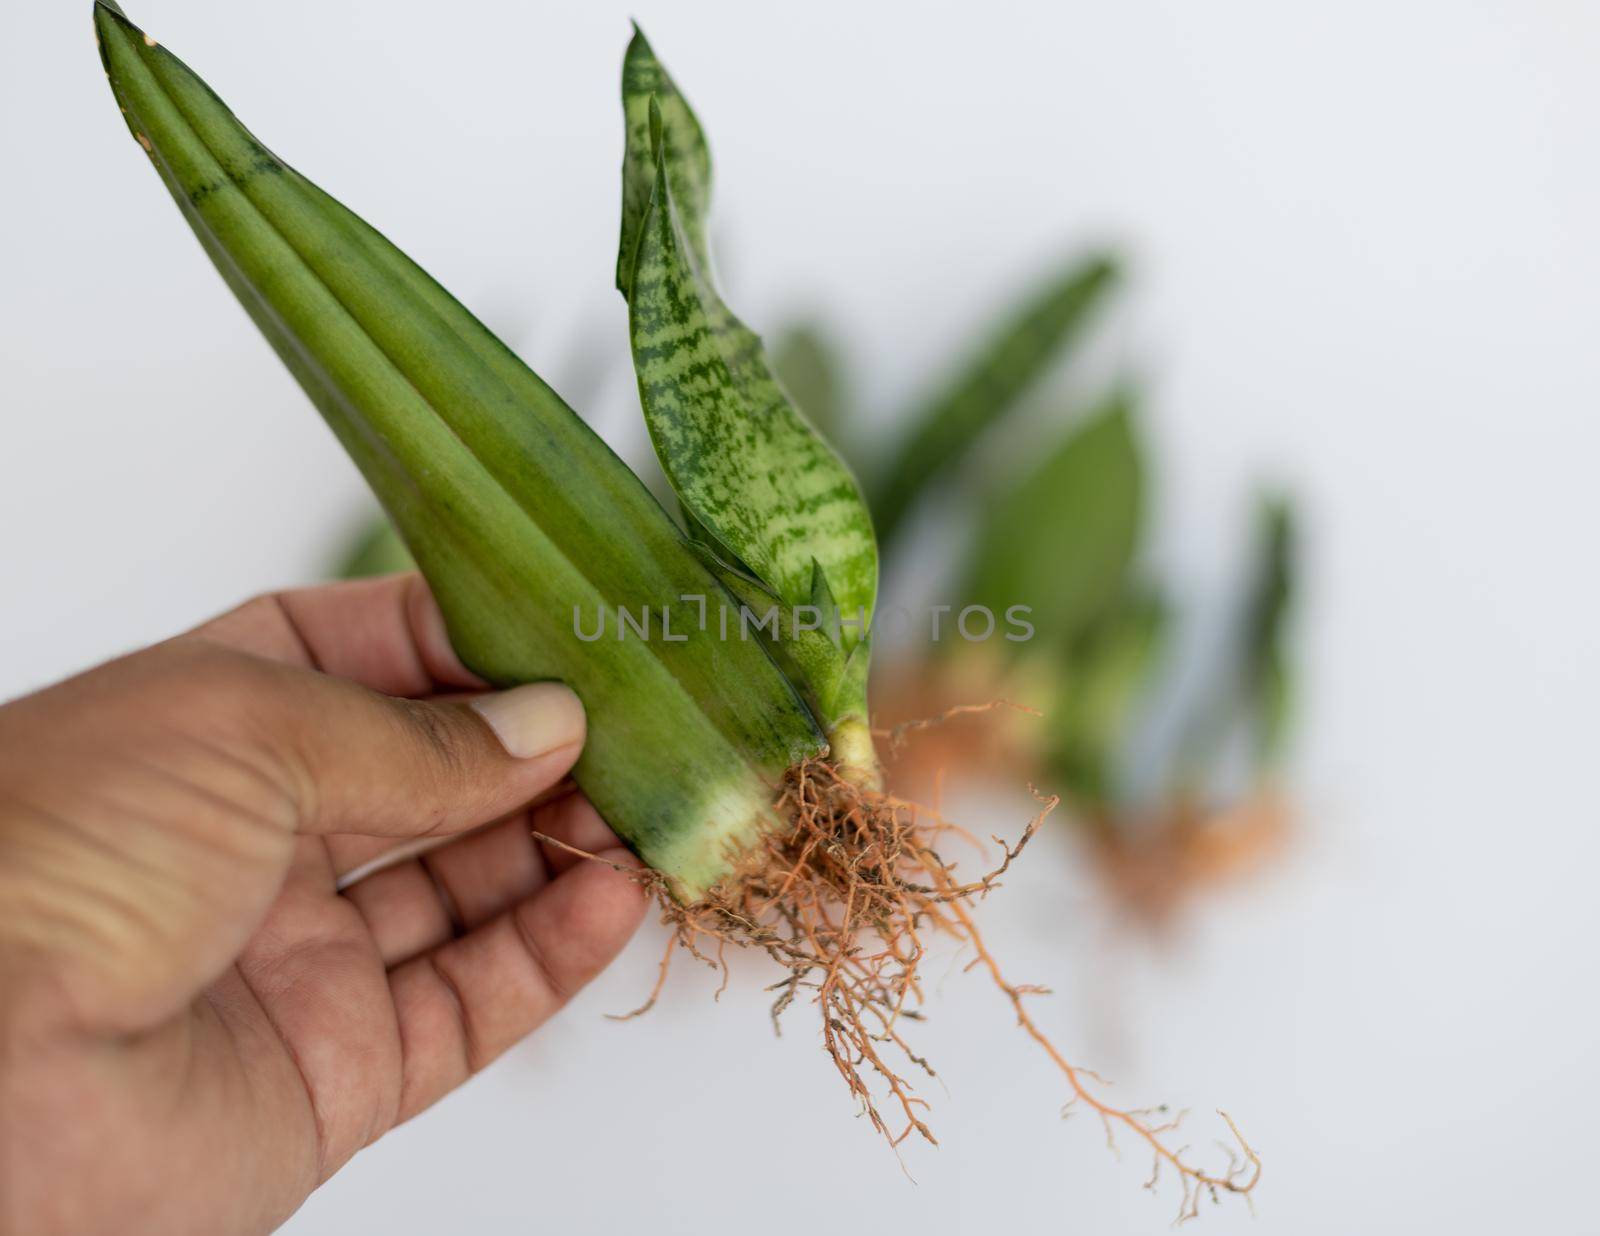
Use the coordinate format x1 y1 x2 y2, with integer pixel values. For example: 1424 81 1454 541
0 576 647 1235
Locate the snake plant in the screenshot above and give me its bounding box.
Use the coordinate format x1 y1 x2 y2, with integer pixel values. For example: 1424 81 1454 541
94 11 1278 1198
93 3 876 898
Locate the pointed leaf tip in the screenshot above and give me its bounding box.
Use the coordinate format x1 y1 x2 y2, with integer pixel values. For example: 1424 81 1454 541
616 29 711 294
93 0 131 36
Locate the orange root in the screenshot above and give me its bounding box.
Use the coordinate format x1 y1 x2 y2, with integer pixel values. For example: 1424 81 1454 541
1091 790 1291 927
935 853 1261 1218
623 757 1038 1149
540 720 1261 1216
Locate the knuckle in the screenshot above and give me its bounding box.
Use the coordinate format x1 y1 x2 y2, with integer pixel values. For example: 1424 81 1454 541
393 700 473 794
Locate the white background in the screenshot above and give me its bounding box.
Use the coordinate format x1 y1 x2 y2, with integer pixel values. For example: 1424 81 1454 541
5 1 1599 1232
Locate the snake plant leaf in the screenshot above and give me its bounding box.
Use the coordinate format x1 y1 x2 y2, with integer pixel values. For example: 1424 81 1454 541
617 24 710 293
1045 589 1167 812
94 1 826 898
771 322 851 454
689 545 851 728
872 255 1120 545
1241 495 1296 765
1168 494 1297 793
964 391 1143 655
619 40 878 720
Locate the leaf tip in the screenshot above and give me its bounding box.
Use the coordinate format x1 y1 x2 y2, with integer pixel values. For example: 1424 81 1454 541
92 0 134 34
624 21 660 78
1087 249 1121 279
92 0 121 37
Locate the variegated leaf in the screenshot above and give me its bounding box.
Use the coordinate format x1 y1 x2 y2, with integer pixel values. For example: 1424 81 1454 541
617 25 710 293
618 36 877 689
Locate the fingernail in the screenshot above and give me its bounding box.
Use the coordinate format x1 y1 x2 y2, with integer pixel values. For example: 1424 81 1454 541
470 682 586 758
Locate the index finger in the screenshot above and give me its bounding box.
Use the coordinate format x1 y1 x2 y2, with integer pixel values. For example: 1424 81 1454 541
182 573 485 697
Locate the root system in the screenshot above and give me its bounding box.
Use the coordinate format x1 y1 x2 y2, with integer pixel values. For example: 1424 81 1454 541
536 708 1261 1218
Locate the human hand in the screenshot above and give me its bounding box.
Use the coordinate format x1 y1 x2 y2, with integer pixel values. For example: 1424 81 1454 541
0 575 647 1235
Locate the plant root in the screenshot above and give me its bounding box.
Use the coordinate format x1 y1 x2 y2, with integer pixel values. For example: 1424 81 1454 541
941 862 1261 1219
537 730 1261 1217
1091 789 1291 928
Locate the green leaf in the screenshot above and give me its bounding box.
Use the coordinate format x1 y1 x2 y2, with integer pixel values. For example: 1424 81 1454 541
617 24 710 294
1168 493 1298 794
1045 589 1168 810
871 254 1119 545
771 321 851 451
617 33 878 729
1241 495 1296 764
689 545 852 727
94 2 825 897
964 392 1144 654
334 513 416 579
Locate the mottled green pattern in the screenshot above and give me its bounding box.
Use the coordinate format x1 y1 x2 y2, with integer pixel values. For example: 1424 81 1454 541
965 393 1143 654
617 35 878 728
627 148 877 633
617 26 710 292
873 255 1119 545
94 2 825 897
691 547 851 726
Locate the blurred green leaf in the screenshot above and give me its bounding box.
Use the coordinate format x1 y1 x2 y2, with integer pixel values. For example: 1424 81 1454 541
333 514 415 579
964 392 1145 657
771 322 851 452
1045 589 1168 810
1241 495 1297 765
871 254 1119 544
1170 492 1298 794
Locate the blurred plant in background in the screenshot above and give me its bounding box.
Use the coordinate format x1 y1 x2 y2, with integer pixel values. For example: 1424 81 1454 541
333 252 1297 923
841 254 1299 924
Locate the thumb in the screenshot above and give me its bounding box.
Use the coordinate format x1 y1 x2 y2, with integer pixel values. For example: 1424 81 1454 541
265 665 587 840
